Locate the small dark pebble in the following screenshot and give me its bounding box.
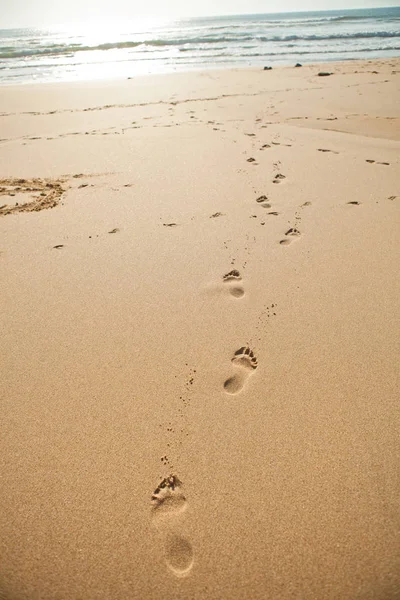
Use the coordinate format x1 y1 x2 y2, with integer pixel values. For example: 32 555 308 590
263 66 272 71
318 72 333 77
295 63 302 68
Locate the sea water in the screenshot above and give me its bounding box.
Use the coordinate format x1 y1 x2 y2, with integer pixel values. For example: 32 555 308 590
0 7 399 85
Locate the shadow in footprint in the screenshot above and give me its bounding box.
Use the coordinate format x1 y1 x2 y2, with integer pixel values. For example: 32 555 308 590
223 270 245 299
224 347 258 395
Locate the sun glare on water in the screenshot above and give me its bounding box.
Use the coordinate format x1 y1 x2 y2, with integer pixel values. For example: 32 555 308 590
41 17 181 81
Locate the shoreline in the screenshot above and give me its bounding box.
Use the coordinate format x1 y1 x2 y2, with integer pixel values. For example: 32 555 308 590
0 55 399 88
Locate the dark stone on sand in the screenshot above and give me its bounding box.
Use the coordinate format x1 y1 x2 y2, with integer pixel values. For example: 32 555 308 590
295 63 302 67
263 66 272 71
318 72 333 77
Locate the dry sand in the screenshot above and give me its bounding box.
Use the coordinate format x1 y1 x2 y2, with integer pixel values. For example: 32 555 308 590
0 58 399 599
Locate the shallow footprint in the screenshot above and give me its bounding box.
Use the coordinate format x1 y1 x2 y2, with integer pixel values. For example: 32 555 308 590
256 195 271 209
280 228 301 245
273 173 286 184
165 535 194 577
224 347 258 395
223 270 245 298
152 475 187 520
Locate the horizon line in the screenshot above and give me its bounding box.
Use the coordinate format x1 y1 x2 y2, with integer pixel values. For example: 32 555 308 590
1 4 398 31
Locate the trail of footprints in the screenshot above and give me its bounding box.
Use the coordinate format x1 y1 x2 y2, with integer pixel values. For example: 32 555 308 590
152 128 393 578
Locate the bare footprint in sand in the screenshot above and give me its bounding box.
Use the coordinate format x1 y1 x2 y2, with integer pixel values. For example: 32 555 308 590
152 475 187 520
273 173 286 184
224 347 258 395
280 228 301 245
223 270 245 298
165 535 194 577
152 476 194 577
256 195 272 209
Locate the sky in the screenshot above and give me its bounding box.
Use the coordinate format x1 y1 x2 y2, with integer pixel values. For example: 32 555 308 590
0 0 398 28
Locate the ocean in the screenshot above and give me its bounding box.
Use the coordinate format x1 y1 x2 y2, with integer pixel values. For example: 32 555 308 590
0 7 399 85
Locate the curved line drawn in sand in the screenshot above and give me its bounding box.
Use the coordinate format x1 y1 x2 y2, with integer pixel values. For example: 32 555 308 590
165 535 194 577
0 178 66 216
151 475 187 520
224 347 258 395
223 270 245 298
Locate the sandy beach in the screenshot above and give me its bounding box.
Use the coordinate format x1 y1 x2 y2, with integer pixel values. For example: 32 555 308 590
0 58 399 599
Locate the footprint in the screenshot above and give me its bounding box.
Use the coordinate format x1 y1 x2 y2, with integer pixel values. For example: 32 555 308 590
224 347 258 395
273 173 286 184
280 228 301 245
223 270 245 298
165 535 194 577
151 476 193 577
318 148 339 154
256 195 272 209
152 475 187 520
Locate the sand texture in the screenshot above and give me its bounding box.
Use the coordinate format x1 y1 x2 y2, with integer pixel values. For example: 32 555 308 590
0 59 399 599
